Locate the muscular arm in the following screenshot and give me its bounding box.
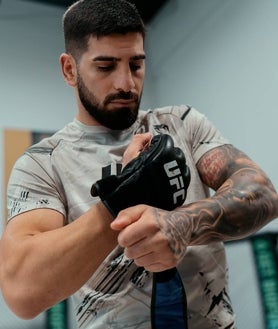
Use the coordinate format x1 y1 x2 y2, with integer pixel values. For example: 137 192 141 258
155 144 278 259
0 203 117 319
110 142 278 272
0 133 152 319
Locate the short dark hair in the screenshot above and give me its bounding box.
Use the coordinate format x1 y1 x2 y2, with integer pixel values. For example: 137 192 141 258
63 0 146 60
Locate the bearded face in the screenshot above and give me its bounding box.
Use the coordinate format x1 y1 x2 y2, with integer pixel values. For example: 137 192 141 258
77 72 142 130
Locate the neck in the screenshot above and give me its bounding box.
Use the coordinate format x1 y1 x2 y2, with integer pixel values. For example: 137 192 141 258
76 111 101 126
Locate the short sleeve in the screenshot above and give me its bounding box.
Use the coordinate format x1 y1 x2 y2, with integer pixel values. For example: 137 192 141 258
184 107 231 163
7 150 66 221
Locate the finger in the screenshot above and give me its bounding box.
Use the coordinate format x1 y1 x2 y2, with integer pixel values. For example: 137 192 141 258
116 208 159 248
117 222 148 249
134 257 177 271
132 132 153 152
122 133 152 167
131 248 178 271
143 262 176 273
124 232 169 260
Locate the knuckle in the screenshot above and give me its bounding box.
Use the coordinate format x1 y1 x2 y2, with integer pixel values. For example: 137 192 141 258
124 247 134 259
168 258 178 268
134 258 144 267
117 234 129 247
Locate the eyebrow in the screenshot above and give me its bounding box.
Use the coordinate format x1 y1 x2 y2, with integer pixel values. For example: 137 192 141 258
93 54 146 62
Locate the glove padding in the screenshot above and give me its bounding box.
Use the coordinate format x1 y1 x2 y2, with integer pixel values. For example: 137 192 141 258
91 134 190 217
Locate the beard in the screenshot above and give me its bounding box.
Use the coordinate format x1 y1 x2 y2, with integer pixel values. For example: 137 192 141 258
77 73 141 130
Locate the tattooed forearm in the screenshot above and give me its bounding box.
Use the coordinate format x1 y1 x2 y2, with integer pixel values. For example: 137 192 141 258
154 208 191 261
154 145 278 258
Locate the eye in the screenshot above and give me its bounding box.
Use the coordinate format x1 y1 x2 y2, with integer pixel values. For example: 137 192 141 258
97 65 114 72
130 62 142 72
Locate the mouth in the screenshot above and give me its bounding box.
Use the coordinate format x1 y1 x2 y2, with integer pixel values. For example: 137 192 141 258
109 99 136 107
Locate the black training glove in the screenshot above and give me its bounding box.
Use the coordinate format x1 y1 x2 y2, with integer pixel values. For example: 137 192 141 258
91 134 190 217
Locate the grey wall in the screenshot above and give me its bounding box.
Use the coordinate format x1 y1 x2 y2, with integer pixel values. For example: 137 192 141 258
1 0 278 328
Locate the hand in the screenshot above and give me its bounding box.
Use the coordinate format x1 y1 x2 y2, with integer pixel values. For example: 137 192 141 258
111 205 189 272
122 133 152 168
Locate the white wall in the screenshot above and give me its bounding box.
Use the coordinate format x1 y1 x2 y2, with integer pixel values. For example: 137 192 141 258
1 0 278 328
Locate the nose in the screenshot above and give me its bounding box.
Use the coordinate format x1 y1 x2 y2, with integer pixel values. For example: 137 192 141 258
113 69 136 92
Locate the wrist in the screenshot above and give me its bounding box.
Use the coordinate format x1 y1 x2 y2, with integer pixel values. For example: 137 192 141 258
95 201 114 222
154 207 190 261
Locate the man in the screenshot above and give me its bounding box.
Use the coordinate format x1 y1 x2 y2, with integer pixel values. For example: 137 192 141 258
0 0 277 328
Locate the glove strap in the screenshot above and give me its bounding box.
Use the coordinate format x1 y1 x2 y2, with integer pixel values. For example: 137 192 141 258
151 268 188 329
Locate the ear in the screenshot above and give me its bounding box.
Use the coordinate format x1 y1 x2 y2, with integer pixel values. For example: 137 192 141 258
60 53 77 87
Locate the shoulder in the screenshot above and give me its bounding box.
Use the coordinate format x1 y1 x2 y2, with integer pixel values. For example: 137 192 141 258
138 105 230 163
139 105 208 124
137 105 212 135
23 121 84 161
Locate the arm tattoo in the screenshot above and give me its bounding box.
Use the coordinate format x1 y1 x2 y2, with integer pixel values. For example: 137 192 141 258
154 145 278 259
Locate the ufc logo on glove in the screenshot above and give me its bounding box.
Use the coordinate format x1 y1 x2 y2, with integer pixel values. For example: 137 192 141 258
164 160 186 205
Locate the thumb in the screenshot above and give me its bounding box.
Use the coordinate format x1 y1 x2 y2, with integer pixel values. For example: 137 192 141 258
110 205 145 231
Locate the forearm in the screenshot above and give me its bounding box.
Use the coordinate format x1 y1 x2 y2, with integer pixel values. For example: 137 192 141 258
155 163 278 260
190 144 278 243
187 172 278 245
0 203 117 319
